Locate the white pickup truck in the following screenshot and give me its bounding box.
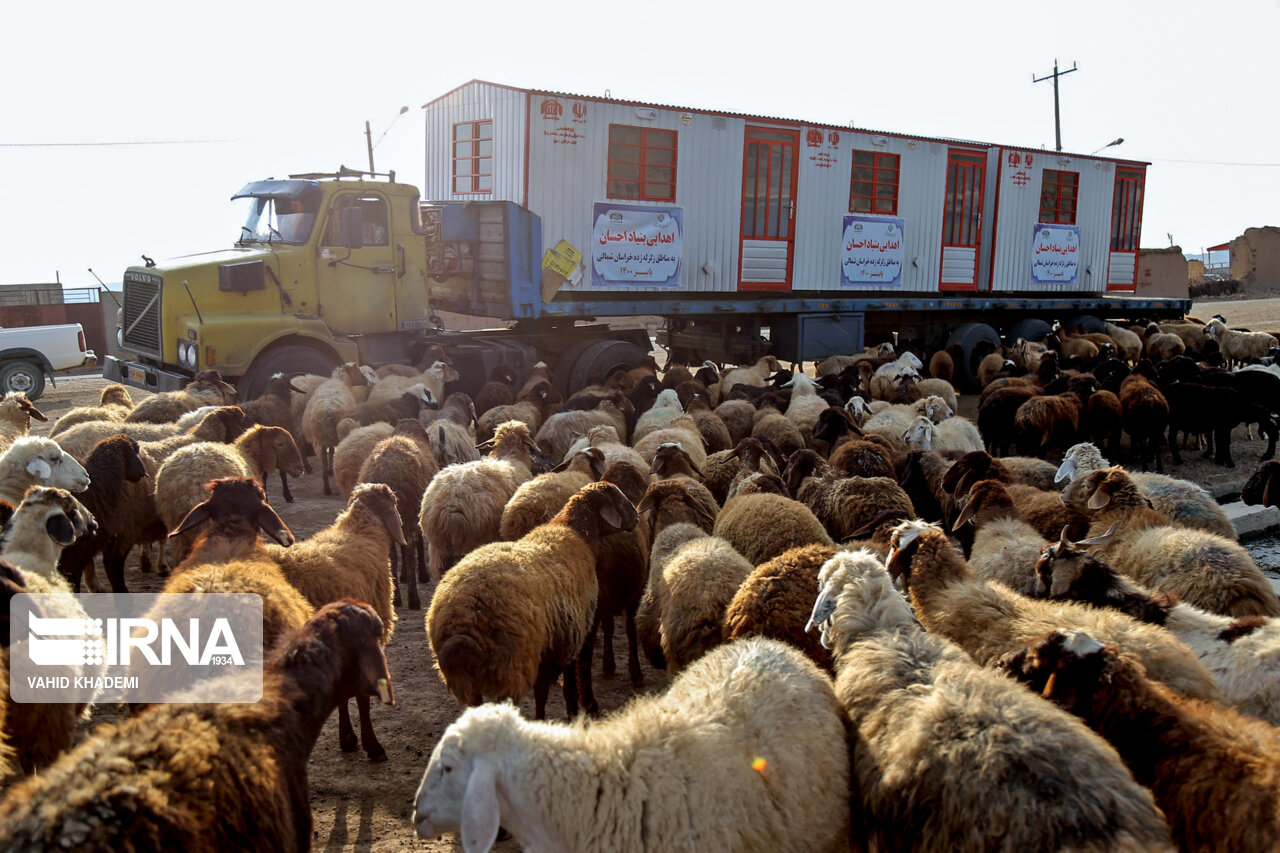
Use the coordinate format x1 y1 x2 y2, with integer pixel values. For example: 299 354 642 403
0 324 96 399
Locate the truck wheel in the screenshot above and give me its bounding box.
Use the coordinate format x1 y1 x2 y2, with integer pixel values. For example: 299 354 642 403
1067 314 1106 334
565 340 650 396
0 361 45 400
945 322 1001 391
238 345 339 401
1004 319 1053 347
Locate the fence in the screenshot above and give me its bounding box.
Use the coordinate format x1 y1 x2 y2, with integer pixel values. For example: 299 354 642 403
0 287 110 360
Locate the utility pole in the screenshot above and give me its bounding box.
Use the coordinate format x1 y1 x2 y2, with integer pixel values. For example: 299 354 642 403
1033 59 1078 152
365 121 375 174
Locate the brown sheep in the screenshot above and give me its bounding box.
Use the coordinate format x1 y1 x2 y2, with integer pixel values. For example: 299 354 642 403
713 492 833 566
722 543 836 670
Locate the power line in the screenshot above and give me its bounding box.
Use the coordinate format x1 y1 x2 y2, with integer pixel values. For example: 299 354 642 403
0 138 239 148
1148 156 1280 167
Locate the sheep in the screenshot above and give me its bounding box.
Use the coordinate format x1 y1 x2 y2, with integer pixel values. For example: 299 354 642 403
807 551 1175 853
122 379 231 425
47 384 132 437
682 393 732 453
350 382 437 427
785 449 914 542
1034 532 1280 724
0 436 90 507
1000 628 1280 853
975 383 1037 456
1243 459 1280 508
976 351 1011 390
426 482 638 720
155 425 305 563
893 448 958 527
413 637 851 853
631 413 706 469
713 492 833 566
476 380 553 443
376 342 453 377
1119 370 1169 472
514 360 555 400
713 398 756 446
901 413 984 454
1056 442 1236 539
870 350 923 401
501 447 606 542
648 442 719 521
166 476 296 559
630 387 684 443
419 420 537 578
884 519 1221 700
1012 391 1082 456
52 403 241 463
940 449 1061 495
561 423 650 475
332 419 395 500
1143 323 1186 362
0 601 393 849
365 360 458 407
777 372 830 437
722 543 836 670
0 486 96 581
1104 321 1143 363
356 420 439 612
0 392 46 454
1061 466 1279 617
422 391 481 467
952 479 1047 592
537 395 629 463
1206 317 1278 368
715 354 781 396
300 363 370 494
473 364 518 417
748 399 805 459
240 373 310 500
928 348 955 382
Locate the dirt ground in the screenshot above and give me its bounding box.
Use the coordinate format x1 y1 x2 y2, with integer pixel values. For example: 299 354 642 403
32 296 1277 850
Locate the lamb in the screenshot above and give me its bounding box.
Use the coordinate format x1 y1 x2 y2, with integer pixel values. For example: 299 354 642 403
722 543 836 670
0 436 90 507
1056 442 1236 539
240 373 310 500
419 420 538 578
884 519 1221 700
0 486 96 581
1061 465 1279 617
1034 532 1280 724
426 482 638 720
357 420 439 611
48 383 133 437
807 551 1175 852
0 601 393 850
413 636 850 853
1206 317 1278 368
713 492 833 566
1000 628 1280 853
155 425 306 563
901 413 984 454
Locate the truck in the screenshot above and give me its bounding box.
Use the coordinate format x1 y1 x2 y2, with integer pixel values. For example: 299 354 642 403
104 82 1192 400
0 323 96 400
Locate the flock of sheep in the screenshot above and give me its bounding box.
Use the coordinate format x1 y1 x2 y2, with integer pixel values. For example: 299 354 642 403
0 313 1279 850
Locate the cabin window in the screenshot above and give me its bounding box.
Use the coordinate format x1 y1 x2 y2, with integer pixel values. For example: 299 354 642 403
849 150 900 215
453 120 493 194
1111 168 1144 252
324 195 388 246
607 124 677 202
1040 169 1079 224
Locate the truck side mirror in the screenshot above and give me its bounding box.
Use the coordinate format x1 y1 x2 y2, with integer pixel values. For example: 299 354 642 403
341 207 365 250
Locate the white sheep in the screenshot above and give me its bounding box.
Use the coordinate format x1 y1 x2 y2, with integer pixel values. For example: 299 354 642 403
901 414 984 454
413 637 851 853
715 355 781 398
630 388 684 443
366 360 458 407
0 486 96 581
1206 318 1277 367
870 351 923 400
0 393 46 454
300 363 369 494
0 437 91 506
806 550 1175 852
780 373 830 436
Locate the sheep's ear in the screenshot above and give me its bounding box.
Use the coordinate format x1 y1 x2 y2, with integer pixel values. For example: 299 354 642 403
951 496 979 531
254 505 295 547
597 498 624 531
460 758 500 853
1265 471 1278 509
1054 456 1076 484
635 493 656 515
25 457 52 481
171 502 213 538
952 468 978 498
46 512 78 546
692 498 717 529
21 400 47 422
1086 484 1112 511
257 432 279 480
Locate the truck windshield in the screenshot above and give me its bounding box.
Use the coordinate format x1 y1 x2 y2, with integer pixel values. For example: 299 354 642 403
236 195 318 245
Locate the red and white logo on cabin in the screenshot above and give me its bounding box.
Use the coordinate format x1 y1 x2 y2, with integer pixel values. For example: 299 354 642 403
572 102 587 120
1025 153 1034 167
828 131 839 147
541 99 563 120
806 129 823 147
1008 151 1022 168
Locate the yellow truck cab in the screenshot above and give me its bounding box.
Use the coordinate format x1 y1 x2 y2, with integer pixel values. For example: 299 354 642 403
105 169 440 398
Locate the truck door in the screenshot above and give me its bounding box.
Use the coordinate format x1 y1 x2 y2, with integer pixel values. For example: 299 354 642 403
738 127 799 292
939 149 986 291
1107 167 1144 292
315 193 398 334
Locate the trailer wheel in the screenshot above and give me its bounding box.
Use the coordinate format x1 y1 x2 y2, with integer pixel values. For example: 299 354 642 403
1067 314 1106 334
0 361 45 400
946 322 1001 391
1004 318 1053 347
238 344 339 401
565 340 650 396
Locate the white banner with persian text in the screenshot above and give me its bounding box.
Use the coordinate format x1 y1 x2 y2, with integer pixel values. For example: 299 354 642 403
841 215 904 287
1031 223 1081 285
591 203 683 287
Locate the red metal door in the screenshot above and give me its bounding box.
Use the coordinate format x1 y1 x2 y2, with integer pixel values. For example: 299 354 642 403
738 127 799 291
939 150 986 291
1107 167 1145 292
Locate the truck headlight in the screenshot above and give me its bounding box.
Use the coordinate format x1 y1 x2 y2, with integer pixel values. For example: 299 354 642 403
177 341 197 369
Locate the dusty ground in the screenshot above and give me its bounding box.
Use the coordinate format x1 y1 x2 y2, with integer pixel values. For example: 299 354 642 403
32 297 1278 850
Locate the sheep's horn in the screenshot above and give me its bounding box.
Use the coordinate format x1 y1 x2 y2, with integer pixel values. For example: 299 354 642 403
1076 522 1119 547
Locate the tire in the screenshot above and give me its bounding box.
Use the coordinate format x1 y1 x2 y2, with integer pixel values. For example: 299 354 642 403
945 322 1001 391
1004 318 1053 347
237 344 340 401
565 339 650 396
1067 314 1105 334
0 360 46 400
553 337 607 398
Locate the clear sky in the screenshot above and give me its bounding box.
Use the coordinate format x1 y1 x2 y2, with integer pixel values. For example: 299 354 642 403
3 0 1276 288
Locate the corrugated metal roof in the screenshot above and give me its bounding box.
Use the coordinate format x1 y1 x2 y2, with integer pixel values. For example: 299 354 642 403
423 79 1151 167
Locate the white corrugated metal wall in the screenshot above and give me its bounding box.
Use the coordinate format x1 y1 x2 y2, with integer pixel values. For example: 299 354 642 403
423 83 526 203
989 149 1117 293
